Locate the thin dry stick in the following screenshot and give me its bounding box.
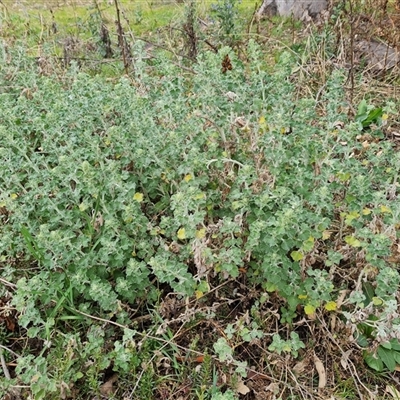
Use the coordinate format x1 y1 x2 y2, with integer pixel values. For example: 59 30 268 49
319 317 373 399
129 339 170 398
348 0 355 105
114 0 129 74
93 0 113 58
0 344 20 358
131 314 191 397
0 346 22 398
74 306 277 385
72 308 204 357
0 348 10 379
0 277 17 289
246 1 259 36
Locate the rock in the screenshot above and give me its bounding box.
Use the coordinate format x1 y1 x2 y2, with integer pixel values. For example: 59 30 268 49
256 0 328 20
355 39 400 72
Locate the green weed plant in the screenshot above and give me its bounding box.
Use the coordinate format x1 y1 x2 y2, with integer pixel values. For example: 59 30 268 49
0 38 399 396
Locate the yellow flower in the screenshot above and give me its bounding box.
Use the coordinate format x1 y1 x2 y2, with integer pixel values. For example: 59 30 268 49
380 205 391 214
184 174 192 182
195 228 206 239
177 228 186 240
133 192 144 203
324 301 337 311
304 304 316 316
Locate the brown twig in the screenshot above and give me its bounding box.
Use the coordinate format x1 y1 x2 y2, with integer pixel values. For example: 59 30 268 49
182 0 198 60
348 0 355 105
0 344 20 358
247 1 259 36
318 316 373 399
0 348 10 379
94 0 113 58
113 0 130 74
0 277 17 289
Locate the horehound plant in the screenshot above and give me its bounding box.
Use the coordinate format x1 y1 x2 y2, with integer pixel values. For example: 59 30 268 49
0 35 399 397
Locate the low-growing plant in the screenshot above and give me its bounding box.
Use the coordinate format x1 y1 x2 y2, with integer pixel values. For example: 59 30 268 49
0 34 399 397
268 332 305 358
211 390 238 400
211 0 242 45
363 338 400 373
355 99 385 130
213 337 247 377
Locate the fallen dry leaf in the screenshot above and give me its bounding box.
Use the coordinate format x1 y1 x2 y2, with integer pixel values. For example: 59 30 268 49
386 384 400 398
340 349 352 370
100 373 118 397
246 369 269 380
292 359 307 375
236 379 250 395
265 382 280 395
313 354 327 389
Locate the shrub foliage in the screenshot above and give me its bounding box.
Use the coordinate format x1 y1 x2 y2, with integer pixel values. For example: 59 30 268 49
0 40 399 397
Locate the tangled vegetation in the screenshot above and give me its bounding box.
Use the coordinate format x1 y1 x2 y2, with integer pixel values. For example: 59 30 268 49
0 0 400 399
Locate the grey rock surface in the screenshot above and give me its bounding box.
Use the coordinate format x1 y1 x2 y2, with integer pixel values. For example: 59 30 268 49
355 39 400 71
256 0 328 19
